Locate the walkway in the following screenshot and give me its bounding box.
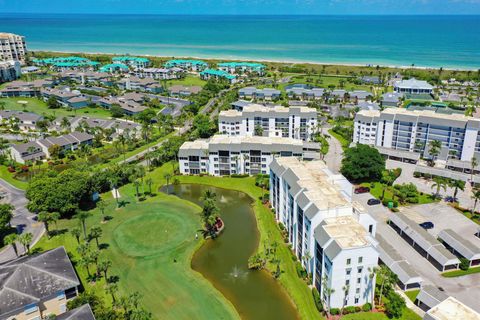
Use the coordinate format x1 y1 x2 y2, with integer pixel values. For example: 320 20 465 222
0 179 44 263
323 128 343 174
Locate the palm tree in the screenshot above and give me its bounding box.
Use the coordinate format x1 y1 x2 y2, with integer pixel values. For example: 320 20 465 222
105 282 118 303
378 265 397 306
368 266 378 311
472 188 480 215
164 173 172 194
322 276 335 317
89 226 102 249
145 178 153 195
75 211 91 240
70 227 82 244
341 284 350 316
18 232 33 255
431 176 448 199
110 177 120 207
38 211 54 238
471 156 478 182
79 255 92 277
381 170 397 200
98 259 112 281
4 234 18 257
97 199 107 222
448 179 465 201
428 140 442 165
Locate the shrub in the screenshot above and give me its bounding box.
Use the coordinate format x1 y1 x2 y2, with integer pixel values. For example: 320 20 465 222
413 172 421 178
312 288 323 312
295 261 307 279
355 306 362 312
385 292 405 319
459 258 470 271
330 308 340 315
343 306 356 314
382 198 392 207
362 303 372 312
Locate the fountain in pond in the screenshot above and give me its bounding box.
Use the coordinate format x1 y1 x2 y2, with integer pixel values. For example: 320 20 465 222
227 265 249 282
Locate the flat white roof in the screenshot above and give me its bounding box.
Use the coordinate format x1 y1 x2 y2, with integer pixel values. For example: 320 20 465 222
322 216 370 249
425 296 480 320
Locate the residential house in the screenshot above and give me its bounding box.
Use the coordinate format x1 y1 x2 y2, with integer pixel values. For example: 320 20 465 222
394 78 434 95
381 92 403 108
168 85 202 97
0 110 43 131
0 79 53 98
56 304 96 320
0 247 80 320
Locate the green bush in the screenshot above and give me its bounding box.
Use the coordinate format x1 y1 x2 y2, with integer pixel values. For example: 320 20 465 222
362 303 372 312
459 258 470 271
343 306 356 314
414 172 421 178
311 288 323 312
355 306 361 313
385 292 406 319
295 261 307 279
330 308 340 315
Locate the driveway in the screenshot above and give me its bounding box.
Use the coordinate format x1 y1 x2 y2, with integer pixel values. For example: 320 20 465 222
0 179 44 263
353 193 480 312
324 129 343 174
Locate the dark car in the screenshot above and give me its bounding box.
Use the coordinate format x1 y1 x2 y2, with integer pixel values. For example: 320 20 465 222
367 198 381 205
354 186 370 194
419 222 434 230
444 196 457 203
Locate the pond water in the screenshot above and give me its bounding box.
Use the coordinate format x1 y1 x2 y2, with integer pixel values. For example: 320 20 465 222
162 184 300 320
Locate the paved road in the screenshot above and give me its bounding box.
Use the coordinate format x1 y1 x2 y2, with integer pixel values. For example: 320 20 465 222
0 179 44 263
353 192 480 313
323 129 343 174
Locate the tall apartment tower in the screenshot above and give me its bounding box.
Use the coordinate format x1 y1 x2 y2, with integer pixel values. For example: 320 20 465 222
0 33 27 63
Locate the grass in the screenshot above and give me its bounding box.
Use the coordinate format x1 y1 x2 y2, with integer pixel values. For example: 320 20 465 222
0 165 28 190
0 97 113 119
328 129 350 150
360 182 436 206
404 289 420 303
34 166 240 320
343 309 421 320
167 170 321 320
442 266 480 278
280 75 371 92
166 75 207 87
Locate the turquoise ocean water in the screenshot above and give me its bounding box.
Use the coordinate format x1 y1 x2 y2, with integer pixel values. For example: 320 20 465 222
1 14 479 69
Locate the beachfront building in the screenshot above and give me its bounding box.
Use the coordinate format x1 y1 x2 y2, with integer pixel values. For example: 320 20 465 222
112 56 151 68
393 78 434 95
217 62 266 75
218 104 318 141
353 108 480 164
238 87 281 101
99 63 129 73
165 59 208 71
10 131 94 163
269 157 378 309
33 57 100 71
133 67 184 80
0 60 21 83
0 32 27 63
178 135 320 176
200 69 237 83
0 247 81 320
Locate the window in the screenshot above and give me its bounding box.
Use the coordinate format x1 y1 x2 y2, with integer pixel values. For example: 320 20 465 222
346 258 351 266
357 278 361 284
346 269 351 276
355 297 359 304
358 267 363 273
345 279 350 286
358 257 363 264
356 288 360 294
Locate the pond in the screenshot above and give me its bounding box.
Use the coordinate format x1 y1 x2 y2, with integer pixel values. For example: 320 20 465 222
162 184 300 320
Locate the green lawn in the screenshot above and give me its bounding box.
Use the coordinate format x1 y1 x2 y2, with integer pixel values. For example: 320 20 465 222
442 266 480 278
405 290 420 303
280 75 371 92
0 165 28 190
0 97 113 119
328 129 350 150
34 168 240 320
360 182 436 206
166 75 207 87
343 309 420 320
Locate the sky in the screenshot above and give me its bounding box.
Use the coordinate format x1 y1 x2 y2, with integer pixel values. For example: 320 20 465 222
1 0 480 15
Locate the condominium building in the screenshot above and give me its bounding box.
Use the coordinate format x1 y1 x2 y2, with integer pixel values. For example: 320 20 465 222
165 59 207 71
200 69 237 83
0 60 21 83
178 135 320 176
269 157 378 309
112 56 150 68
0 247 80 320
217 62 266 75
0 33 27 63
239 87 281 100
218 104 318 141
393 78 434 95
354 108 480 163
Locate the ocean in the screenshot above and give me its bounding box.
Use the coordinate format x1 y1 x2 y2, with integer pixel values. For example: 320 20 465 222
1 14 479 69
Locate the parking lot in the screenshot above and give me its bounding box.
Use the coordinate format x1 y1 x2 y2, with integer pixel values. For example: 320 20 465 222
353 192 480 312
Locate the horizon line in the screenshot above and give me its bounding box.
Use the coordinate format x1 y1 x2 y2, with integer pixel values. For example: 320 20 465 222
2 12 480 16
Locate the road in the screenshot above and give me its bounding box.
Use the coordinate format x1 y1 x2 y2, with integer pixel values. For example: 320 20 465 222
323 128 343 173
0 179 44 263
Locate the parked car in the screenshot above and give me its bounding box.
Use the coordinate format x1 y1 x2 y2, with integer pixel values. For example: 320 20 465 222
367 198 381 205
444 196 457 203
419 221 434 230
354 186 370 194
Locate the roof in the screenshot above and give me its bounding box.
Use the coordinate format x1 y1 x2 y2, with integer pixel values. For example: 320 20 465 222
394 78 434 90
425 296 480 320
438 229 480 261
201 69 236 80
57 304 96 320
416 285 448 309
0 110 43 122
0 247 80 317
219 104 317 119
165 59 207 67
316 216 372 252
218 62 265 69
38 132 94 148
99 63 129 72
112 56 149 63
389 214 460 267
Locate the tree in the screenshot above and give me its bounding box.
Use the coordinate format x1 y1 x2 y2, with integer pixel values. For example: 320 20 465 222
254 124 264 136
75 211 91 240
321 276 335 317
110 104 125 118
192 114 215 138
18 232 33 255
98 259 112 281
4 233 18 257
380 170 398 200
89 226 102 249
105 282 118 303
48 144 62 160
0 203 14 230
96 199 107 222
145 178 153 195
448 179 465 201
384 291 406 319
200 192 220 237
472 188 480 214
71 227 82 244
47 96 60 109
378 265 398 305
431 176 448 199
471 156 478 181
79 255 92 277
38 211 55 238
164 173 172 194
340 144 385 182
428 140 442 165
368 266 378 311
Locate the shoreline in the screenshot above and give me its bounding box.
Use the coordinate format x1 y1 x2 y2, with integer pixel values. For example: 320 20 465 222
31 49 477 71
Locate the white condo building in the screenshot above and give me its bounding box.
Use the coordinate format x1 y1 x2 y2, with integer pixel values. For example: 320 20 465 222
218 104 318 141
269 157 378 309
178 135 320 176
354 108 480 163
0 33 27 63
